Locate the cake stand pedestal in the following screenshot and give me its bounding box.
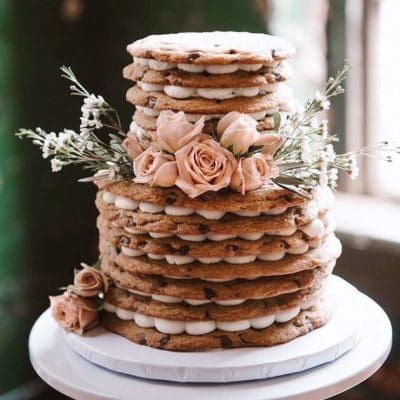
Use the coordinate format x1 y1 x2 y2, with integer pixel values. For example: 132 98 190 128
29 277 392 400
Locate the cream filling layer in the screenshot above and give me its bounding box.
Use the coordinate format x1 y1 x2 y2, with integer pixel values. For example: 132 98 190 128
104 192 291 219
120 242 311 268
115 286 247 306
134 56 273 74
137 81 280 100
104 301 303 335
135 105 277 122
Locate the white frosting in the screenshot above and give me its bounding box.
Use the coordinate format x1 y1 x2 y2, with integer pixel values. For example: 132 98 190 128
264 206 288 215
257 251 285 261
116 308 136 320
239 63 263 71
152 294 182 303
286 243 309 255
147 253 165 260
275 307 301 323
250 314 275 329
165 205 194 216
138 82 280 100
300 219 325 238
207 233 237 241
102 191 116 204
165 255 195 265
239 232 264 241
195 210 226 220
134 313 155 328
198 257 223 264
103 302 117 313
177 234 207 242
121 246 145 257
185 321 216 335
235 210 261 217
185 299 212 306
139 202 164 214
124 227 144 234
149 232 174 238
114 195 139 210
322 212 337 233
107 304 303 335
216 320 251 332
136 106 273 121
148 59 176 71
155 318 186 334
223 255 257 264
137 81 164 92
215 299 246 306
133 57 266 74
177 63 205 73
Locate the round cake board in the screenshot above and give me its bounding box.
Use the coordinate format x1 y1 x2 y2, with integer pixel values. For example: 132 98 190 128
62 275 365 383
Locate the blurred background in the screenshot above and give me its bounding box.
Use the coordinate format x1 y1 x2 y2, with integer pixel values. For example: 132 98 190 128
0 0 399 399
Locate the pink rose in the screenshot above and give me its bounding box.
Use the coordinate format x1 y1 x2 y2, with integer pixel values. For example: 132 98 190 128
49 292 99 335
217 112 260 155
231 153 279 194
122 132 144 160
134 146 178 187
68 265 109 298
154 110 204 153
254 133 283 158
175 138 237 198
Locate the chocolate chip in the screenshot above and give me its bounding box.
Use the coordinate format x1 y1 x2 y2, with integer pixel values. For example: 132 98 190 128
188 53 200 62
225 244 239 252
275 73 282 81
203 288 217 299
138 241 147 249
179 245 190 256
138 332 147 345
127 217 137 227
120 236 131 245
198 224 208 234
159 334 171 348
200 192 214 201
166 244 179 254
271 49 276 58
166 193 177 204
145 51 152 58
220 335 233 348
147 97 156 108
229 49 237 54
215 99 222 104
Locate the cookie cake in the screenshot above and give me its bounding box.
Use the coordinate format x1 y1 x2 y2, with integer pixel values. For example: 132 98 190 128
18 31 365 352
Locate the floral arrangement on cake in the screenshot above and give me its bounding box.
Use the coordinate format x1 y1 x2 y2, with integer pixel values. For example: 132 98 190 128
16 63 397 200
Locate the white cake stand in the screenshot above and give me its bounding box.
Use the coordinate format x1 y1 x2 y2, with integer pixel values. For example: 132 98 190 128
29 276 392 400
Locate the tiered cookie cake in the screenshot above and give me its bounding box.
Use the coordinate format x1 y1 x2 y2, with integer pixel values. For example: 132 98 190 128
96 32 341 351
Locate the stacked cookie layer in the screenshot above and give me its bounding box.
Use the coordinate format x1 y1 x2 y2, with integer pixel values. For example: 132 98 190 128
123 31 294 138
97 181 341 351
97 32 341 351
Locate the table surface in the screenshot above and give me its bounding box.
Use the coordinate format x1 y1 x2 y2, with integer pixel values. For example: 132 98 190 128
29 281 392 400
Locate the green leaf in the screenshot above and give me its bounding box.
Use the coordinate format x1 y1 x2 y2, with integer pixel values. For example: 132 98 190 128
272 179 312 199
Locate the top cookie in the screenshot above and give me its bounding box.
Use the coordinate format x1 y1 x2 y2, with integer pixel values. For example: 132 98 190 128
127 32 295 65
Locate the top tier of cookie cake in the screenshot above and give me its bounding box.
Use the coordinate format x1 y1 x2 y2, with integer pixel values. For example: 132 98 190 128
97 32 341 351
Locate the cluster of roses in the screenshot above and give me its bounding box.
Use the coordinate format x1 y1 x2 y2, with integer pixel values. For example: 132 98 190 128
49 265 109 335
123 111 283 198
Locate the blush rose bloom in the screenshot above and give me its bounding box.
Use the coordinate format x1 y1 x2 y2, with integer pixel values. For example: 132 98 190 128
254 133 283 158
231 153 279 194
175 138 237 198
49 292 99 335
133 146 178 187
154 110 205 153
217 112 260 155
122 132 145 160
68 265 109 298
